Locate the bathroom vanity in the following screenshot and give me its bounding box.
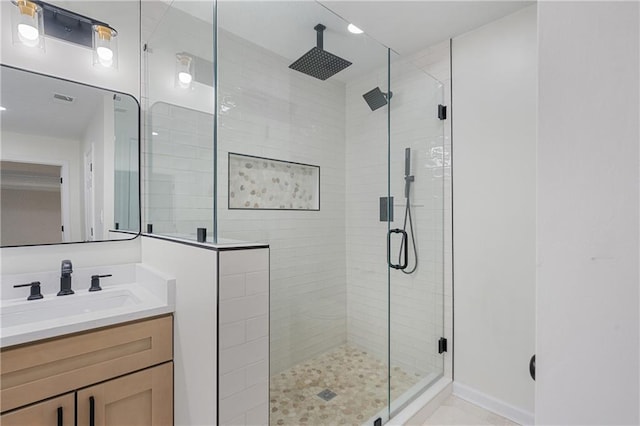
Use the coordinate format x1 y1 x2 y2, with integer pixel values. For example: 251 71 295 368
0 263 176 425
1 315 173 426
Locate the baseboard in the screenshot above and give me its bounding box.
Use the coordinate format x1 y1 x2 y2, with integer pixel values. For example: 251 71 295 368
452 382 534 426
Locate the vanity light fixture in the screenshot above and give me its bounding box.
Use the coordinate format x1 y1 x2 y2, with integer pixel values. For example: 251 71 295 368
10 0 118 68
347 24 364 34
93 25 118 68
176 53 194 89
11 0 44 50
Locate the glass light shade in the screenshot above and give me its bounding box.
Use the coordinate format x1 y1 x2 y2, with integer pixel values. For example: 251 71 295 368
11 0 44 50
93 25 118 68
175 54 194 89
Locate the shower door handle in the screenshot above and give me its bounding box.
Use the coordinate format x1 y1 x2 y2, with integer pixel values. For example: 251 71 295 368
388 228 408 270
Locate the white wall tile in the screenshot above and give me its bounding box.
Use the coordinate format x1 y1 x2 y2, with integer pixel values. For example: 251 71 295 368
246 360 269 388
246 315 269 341
220 274 246 300
245 270 269 295
219 249 270 276
245 403 268 426
220 321 246 350
220 369 246 399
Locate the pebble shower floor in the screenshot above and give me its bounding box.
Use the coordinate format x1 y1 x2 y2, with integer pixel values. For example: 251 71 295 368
269 345 422 425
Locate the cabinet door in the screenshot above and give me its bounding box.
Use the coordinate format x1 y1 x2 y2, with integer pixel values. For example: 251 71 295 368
1 392 74 426
77 362 173 426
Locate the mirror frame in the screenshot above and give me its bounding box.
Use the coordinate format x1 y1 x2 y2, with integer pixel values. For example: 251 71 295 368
0 64 142 248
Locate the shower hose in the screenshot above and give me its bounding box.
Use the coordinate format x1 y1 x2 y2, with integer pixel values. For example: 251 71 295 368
398 197 418 274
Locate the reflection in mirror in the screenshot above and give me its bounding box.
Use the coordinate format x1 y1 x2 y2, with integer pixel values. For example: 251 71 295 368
0 65 140 246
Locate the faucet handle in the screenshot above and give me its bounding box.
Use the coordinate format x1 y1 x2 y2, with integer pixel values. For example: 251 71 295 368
89 274 112 292
13 281 44 300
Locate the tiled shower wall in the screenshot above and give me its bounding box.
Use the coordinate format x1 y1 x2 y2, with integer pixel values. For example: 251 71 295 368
345 41 452 378
216 29 347 374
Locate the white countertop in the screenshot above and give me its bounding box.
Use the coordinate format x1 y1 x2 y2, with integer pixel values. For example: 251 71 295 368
1 263 175 348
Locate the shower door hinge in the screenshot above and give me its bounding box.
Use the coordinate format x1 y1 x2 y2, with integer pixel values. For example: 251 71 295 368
438 104 447 120
438 337 448 354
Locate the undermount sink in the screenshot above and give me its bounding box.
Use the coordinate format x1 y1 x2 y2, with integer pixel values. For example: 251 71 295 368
0 263 175 348
1 288 141 328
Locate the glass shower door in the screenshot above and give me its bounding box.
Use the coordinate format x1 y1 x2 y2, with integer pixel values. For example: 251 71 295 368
386 56 446 419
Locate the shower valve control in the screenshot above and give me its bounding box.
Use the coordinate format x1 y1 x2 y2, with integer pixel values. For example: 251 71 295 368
438 337 448 354
438 104 447 120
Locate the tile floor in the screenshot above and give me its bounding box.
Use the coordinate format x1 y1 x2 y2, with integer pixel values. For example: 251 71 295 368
422 396 519 426
269 345 423 425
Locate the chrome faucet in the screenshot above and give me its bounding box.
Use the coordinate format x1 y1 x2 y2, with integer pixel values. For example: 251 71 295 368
57 259 75 296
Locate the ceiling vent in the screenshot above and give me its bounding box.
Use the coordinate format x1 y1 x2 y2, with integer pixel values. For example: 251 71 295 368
52 93 75 104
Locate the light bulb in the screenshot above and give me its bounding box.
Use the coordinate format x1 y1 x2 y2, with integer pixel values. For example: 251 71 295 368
96 46 113 66
178 71 193 88
17 23 39 46
347 24 363 34
0 106 6 111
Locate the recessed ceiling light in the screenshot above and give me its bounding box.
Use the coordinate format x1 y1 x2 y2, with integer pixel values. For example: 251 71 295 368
347 24 363 34
0 106 6 111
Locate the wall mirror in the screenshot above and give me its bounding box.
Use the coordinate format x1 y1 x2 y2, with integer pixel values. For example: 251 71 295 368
0 65 140 247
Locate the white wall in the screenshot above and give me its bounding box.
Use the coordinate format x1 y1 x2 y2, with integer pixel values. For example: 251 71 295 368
83 96 117 241
141 237 218 426
2 131 83 240
536 2 640 424
0 1 141 274
451 5 536 423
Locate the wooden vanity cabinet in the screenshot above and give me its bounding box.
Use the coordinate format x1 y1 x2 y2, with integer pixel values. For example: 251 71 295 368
0 315 173 426
1 393 74 426
77 362 173 426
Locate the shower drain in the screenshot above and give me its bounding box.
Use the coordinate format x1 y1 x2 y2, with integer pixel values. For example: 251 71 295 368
317 389 337 401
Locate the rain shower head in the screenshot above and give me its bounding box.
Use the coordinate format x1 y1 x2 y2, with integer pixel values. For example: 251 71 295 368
289 24 352 81
363 87 392 111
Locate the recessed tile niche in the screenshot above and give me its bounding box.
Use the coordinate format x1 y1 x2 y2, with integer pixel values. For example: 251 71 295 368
228 153 320 210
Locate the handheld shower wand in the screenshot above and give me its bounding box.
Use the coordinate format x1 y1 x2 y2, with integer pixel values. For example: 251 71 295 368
398 148 418 274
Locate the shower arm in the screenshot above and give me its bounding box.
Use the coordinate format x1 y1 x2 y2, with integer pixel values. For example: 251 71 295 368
315 24 326 50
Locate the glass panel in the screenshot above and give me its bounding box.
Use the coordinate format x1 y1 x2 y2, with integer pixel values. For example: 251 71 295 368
388 56 446 416
215 1 391 424
142 1 215 241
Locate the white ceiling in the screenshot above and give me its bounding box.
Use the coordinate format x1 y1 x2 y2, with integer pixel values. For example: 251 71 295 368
214 0 533 82
319 1 535 56
0 66 134 140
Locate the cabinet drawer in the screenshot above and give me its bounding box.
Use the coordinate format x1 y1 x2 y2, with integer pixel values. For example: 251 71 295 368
1 315 172 413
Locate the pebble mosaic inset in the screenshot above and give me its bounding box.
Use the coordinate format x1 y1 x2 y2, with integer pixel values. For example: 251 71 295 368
270 345 423 426
229 153 319 210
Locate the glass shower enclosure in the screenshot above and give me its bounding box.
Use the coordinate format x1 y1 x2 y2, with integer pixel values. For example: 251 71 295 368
142 0 447 424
